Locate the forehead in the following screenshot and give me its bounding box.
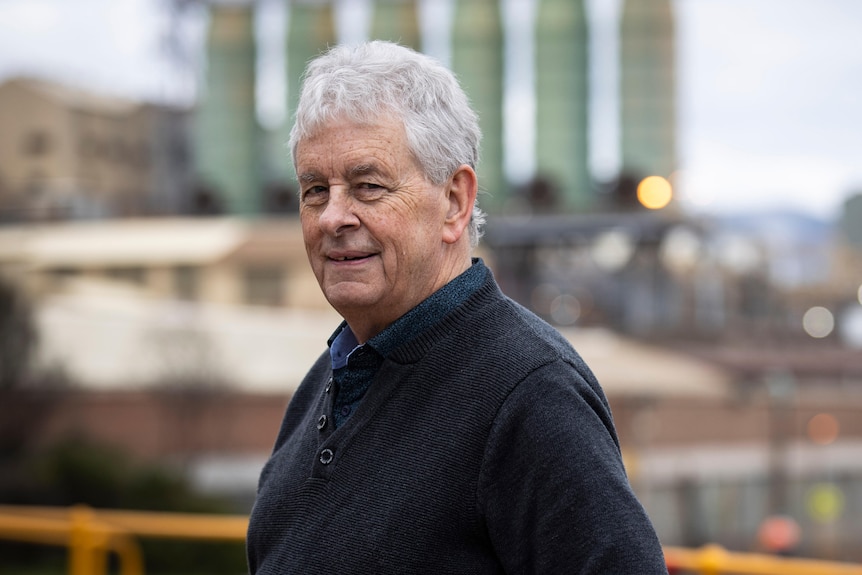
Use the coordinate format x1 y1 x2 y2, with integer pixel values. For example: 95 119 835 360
296 116 411 168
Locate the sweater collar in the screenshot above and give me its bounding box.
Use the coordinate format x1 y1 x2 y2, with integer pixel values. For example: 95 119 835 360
328 259 488 363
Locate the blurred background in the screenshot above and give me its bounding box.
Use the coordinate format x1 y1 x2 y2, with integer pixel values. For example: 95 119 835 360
1 0 862 572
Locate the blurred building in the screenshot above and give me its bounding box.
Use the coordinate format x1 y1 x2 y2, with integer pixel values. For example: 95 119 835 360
0 216 334 391
195 1 260 216
451 0 506 211
279 0 336 184
534 0 591 211
0 216 322 309
619 0 677 181
371 0 420 50
0 78 194 222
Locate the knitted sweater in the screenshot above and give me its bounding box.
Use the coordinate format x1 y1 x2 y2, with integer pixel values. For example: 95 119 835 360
247 266 667 574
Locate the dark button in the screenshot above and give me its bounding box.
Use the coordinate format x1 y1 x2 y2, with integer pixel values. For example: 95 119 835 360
325 377 332 393
317 414 327 430
319 448 334 465
340 405 351 417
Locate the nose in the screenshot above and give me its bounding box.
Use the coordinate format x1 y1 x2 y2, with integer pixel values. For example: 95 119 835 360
318 188 360 237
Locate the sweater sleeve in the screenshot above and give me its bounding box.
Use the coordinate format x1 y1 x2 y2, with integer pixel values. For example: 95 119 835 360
477 359 668 575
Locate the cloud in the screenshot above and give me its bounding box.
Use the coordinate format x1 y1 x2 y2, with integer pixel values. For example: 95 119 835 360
678 139 860 218
0 1 60 35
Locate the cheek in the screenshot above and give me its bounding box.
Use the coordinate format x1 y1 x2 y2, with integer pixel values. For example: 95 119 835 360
300 211 320 237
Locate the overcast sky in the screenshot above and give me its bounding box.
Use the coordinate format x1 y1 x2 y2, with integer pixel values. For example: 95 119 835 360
1 0 861 221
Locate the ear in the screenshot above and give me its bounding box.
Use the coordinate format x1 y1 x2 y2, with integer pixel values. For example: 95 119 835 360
442 165 478 245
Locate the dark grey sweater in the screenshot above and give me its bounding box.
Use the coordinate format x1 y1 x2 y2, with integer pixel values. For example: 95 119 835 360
247 264 667 574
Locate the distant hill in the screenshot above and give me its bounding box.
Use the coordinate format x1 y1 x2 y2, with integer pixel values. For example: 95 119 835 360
709 209 836 287
712 208 835 246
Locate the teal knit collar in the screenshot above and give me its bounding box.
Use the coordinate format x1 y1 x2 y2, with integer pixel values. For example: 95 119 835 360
328 258 488 366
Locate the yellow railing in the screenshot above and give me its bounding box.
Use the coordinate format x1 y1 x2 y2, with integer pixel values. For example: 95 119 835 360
1 505 862 575
663 544 862 575
0 504 248 575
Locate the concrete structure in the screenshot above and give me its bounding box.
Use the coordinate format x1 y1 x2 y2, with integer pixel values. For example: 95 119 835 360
283 0 336 182
451 0 506 212
0 78 192 222
0 217 323 310
195 1 260 215
370 0 420 51
534 0 591 211
0 216 332 390
619 0 677 180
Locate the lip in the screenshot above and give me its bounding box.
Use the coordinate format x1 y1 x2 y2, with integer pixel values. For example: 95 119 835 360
326 250 377 263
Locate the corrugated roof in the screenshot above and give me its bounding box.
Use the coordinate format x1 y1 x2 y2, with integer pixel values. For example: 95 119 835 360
1 218 247 267
2 76 142 115
562 327 731 399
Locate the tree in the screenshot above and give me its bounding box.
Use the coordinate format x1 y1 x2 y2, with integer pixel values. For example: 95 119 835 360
0 276 37 389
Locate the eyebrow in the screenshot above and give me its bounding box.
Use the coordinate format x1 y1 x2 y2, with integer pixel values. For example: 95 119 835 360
347 163 383 179
298 172 321 184
297 163 387 184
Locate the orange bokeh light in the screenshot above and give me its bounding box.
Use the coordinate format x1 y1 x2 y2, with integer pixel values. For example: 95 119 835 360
807 413 840 445
637 176 673 210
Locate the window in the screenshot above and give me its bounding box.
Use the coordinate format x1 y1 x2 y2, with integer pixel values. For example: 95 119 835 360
106 267 147 285
243 266 284 307
173 265 199 301
47 267 79 289
22 131 51 157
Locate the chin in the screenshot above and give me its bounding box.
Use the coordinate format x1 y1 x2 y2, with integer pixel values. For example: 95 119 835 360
323 285 381 313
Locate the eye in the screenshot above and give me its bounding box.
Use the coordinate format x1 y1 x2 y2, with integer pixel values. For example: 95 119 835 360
301 185 328 205
355 182 386 200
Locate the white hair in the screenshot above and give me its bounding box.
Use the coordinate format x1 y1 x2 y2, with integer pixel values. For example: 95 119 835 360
289 41 486 246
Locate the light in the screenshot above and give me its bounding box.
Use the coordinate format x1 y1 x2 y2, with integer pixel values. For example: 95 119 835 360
660 226 701 273
550 294 581 326
591 229 634 272
802 306 834 338
637 176 673 210
858 284 862 305
807 413 839 445
757 515 801 553
807 483 845 524
530 283 560 316
715 234 760 274
839 306 862 348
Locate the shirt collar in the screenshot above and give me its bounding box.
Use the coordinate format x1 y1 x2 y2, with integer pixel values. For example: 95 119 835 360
328 259 487 367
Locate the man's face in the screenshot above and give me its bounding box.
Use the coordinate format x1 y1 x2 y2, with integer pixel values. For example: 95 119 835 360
295 116 456 341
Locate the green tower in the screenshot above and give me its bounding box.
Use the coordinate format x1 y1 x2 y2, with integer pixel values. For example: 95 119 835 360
370 0 420 51
619 0 677 180
535 0 590 211
196 1 259 215
451 0 505 212
283 0 336 176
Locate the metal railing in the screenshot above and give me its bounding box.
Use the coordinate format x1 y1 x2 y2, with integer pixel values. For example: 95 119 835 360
664 544 862 575
0 504 248 575
1 505 862 575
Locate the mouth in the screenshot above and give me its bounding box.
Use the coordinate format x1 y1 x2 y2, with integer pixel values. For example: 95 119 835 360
332 255 369 262
327 251 376 263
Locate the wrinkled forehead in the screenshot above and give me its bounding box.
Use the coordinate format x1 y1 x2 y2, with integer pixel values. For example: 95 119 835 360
295 112 424 166
297 103 402 141
294 114 427 176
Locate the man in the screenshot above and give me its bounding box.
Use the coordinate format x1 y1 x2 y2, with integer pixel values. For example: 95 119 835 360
247 41 667 574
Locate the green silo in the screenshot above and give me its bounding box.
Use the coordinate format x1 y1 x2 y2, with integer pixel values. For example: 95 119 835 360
535 0 590 211
619 0 677 180
196 1 259 215
451 0 506 212
371 0 420 51
284 0 336 175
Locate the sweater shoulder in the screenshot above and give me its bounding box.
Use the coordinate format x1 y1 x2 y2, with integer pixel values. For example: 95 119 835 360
474 292 599 386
